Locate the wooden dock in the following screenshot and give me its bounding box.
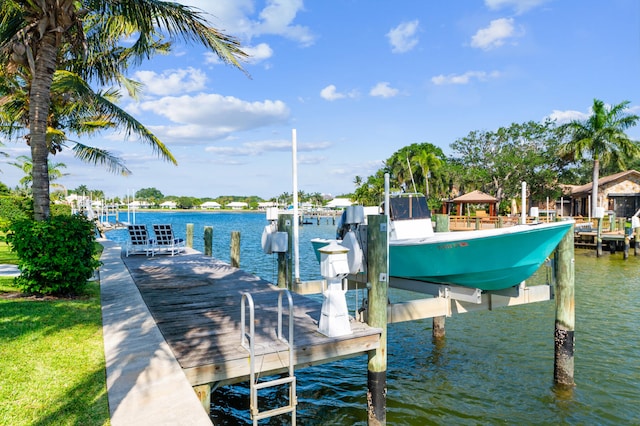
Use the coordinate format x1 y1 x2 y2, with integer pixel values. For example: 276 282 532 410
121 251 381 388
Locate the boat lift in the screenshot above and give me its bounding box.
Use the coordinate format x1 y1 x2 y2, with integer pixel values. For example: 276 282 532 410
293 266 555 325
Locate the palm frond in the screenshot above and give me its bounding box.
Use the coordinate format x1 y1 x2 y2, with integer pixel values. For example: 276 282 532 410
72 143 132 176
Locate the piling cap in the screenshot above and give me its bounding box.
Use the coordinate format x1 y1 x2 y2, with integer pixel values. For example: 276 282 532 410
318 241 349 254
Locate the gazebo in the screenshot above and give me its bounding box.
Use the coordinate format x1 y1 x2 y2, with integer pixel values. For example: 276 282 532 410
452 190 498 216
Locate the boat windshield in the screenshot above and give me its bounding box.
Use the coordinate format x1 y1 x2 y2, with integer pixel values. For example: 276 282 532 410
389 195 431 220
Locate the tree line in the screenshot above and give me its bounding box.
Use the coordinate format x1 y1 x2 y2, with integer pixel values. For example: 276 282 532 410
353 100 639 216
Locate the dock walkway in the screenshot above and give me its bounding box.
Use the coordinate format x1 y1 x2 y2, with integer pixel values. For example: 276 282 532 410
100 240 380 424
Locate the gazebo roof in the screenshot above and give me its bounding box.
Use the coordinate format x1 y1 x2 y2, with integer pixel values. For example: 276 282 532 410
452 190 497 203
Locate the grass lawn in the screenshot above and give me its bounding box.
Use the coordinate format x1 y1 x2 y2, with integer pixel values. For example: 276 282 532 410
0 241 110 425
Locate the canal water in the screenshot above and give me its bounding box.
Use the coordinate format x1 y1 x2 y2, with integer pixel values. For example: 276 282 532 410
105 211 640 425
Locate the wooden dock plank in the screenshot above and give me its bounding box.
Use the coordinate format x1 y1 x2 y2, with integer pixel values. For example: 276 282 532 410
122 252 381 387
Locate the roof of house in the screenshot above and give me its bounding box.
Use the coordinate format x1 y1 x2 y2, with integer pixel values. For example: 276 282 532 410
325 198 353 208
571 170 640 196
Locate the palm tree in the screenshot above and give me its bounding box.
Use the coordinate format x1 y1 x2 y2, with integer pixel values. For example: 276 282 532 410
0 1 247 220
411 149 442 197
9 155 68 194
0 67 166 176
560 99 639 216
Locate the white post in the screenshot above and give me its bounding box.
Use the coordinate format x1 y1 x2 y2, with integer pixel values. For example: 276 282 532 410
292 129 300 283
588 195 591 222
521 182 527 224
546 197 550 223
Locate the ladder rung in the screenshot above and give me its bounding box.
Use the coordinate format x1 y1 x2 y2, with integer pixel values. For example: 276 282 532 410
253 404 297 421
254 376 295 390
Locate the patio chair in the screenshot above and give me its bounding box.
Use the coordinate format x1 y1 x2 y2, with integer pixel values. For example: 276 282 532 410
126 224 156 257
153 224 186 256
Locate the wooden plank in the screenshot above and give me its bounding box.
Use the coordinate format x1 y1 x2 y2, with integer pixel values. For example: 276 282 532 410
121 252 381 388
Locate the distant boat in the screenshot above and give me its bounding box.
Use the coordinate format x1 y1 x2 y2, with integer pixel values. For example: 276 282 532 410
311 194 573 292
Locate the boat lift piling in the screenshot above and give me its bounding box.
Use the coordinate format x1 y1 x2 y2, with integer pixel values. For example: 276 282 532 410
366 214 388 425
432 213 450 340
554 224 575 388
278 214 294 289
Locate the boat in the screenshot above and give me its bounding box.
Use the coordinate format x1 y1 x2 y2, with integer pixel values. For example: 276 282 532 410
311 193 574 292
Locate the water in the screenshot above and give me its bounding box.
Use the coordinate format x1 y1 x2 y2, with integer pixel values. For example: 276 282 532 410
105 212 640 425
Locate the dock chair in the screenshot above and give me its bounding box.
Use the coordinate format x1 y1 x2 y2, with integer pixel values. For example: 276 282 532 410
126 224 156 257
152 224 186 256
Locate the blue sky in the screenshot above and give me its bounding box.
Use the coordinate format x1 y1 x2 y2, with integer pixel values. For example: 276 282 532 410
2 0 639 200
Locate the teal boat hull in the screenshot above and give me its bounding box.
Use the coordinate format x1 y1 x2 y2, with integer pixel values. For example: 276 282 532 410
312 221 573 291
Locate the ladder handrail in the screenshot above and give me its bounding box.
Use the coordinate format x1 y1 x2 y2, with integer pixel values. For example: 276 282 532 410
241 289 297 425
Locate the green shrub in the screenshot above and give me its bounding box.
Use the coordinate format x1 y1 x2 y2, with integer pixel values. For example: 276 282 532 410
50 203 72 216
6 215 101 295
0 196 33 230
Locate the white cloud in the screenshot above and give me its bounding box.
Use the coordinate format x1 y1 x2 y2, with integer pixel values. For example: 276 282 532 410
179 0 315 47
471 18 520 50
205 139 331 156
320 85 358 101
431 70 501 85
387 20 420 53
137 93 290 142
485 0 549 14
370 82 399 98
242 43 274 63
546 109 589 124
133 68 207 96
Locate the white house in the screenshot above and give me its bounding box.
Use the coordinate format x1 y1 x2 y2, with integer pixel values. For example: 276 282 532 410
325 198 353 209
128 200 151 209
226 201 248 210
160 201 177 209
201 201 221 209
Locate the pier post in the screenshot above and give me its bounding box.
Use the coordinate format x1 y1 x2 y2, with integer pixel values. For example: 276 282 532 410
193 384 211 414
367 214 388 425
204 226 213 256
230 231 241 268
278 214 293 289
624 235 630 260
433 214 449 232
635 227 639 256
432 214 448 339
554 225 575 388
596 218 602 257
187 223 194 248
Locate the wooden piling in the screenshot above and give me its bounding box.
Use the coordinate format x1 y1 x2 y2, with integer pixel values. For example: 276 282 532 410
554 225 575 388
230 231 240 268
596 218 602 257
278 214 293 289
186 223 194 248
367 214 388 425
432 214 448 339
624 235 630 260
635 227 639 256
193 383 211 413
204 226 213 256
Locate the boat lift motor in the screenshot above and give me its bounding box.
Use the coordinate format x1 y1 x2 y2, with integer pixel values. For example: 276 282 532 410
318 241 352 337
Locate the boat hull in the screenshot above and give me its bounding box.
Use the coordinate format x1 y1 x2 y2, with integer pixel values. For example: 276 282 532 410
312 221 573 291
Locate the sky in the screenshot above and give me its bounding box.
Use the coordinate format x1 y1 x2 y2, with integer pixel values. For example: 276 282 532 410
1 0 639 201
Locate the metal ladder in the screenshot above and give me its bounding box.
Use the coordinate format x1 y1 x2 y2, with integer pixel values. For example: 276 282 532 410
241 290 297 425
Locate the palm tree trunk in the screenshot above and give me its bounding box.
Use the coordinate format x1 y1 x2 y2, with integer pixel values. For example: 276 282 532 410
29 34 59 220
591 158 600 218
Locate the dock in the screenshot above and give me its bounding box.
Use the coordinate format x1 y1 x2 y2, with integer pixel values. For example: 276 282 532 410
100 240 381 424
